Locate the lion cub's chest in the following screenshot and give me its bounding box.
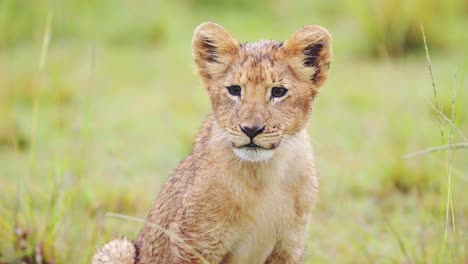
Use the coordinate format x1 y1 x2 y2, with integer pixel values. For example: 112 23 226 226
228 183 294 264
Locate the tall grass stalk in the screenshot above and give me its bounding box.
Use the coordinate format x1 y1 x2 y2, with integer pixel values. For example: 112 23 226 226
443 69 457 244
10 9 56 262
421 24 445 144
402 24 465 261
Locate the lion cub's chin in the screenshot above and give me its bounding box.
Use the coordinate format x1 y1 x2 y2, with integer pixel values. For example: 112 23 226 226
233 147 275 162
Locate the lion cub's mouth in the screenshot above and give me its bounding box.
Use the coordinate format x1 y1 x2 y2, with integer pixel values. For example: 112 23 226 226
242 143 265 149
235 142 278 151
232 144 276 162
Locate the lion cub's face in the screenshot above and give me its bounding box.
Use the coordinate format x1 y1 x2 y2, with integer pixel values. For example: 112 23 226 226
193 22 332 162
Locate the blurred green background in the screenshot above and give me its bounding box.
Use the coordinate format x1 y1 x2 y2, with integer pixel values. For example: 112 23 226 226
0 0 467 263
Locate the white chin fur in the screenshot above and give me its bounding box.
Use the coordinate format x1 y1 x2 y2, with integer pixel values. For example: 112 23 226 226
233 147 275 162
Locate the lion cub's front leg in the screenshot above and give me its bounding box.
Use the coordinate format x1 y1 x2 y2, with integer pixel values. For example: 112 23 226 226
265 241 305 264
167 219 235 263
266 170 316 264
265 224 309 264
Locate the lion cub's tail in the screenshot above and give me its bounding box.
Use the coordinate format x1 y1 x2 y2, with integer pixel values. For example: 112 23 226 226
92 238 137 264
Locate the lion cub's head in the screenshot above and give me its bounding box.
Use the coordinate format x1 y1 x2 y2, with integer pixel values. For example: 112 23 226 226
193 22 332 162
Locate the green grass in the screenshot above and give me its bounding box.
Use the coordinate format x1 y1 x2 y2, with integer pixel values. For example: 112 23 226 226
0 0 467 263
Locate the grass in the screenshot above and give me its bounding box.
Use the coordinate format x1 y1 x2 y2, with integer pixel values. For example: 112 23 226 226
0 1 467 263
347 0 468 57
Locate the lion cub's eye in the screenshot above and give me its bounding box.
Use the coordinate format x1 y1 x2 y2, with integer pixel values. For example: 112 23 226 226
271 87 288 98
227 85 242 96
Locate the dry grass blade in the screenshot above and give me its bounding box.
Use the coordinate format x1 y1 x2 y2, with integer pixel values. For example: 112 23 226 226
106 212 210 264
402 143 468 159
384 217 411 262
39 12 53 72
425 99 468 142
421 24 445 143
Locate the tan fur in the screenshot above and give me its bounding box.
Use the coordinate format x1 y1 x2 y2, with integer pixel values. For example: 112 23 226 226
92 238 136 264
92 22 332 264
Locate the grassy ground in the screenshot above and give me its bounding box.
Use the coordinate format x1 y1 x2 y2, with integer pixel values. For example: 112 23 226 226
1 1 467 263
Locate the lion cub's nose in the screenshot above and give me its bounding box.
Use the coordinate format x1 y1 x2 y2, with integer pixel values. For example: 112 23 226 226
240 125 265 140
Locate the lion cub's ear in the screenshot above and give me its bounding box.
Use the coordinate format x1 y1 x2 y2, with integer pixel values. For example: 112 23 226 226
283 25 333 88
193 22 240 84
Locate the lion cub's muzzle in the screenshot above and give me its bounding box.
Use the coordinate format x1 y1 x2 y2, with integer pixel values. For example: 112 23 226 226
231 125 281 162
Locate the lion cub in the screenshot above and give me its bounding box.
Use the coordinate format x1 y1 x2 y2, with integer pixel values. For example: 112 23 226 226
93 22 332 264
